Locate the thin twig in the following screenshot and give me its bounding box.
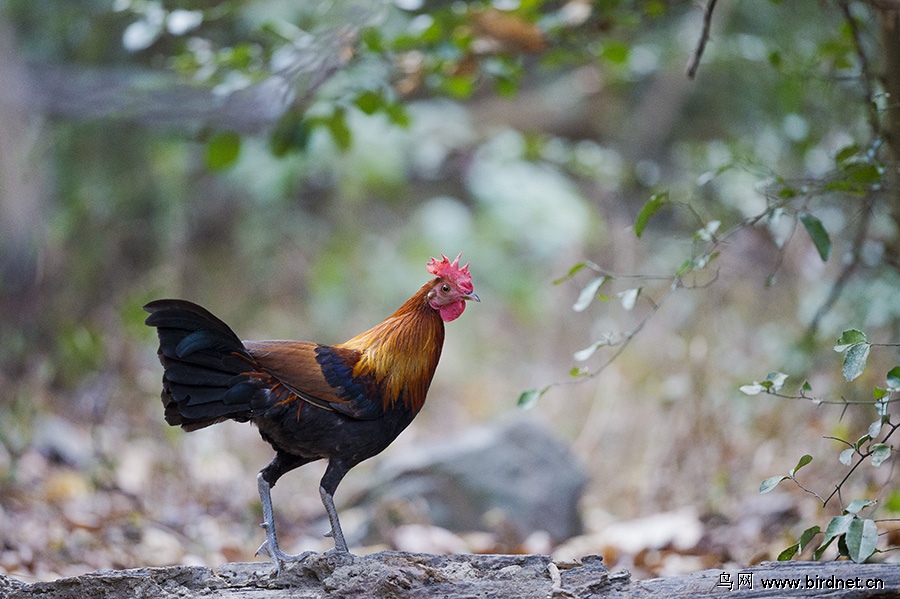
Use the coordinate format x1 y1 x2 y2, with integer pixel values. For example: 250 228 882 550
837 0 882 137
791 475 828 504
823 435 854 448
765 389 900 407
583 277 682 379
686 0 719 79
824 449 872 506
807 196 876 335
821 420 900 506
566 202 771 386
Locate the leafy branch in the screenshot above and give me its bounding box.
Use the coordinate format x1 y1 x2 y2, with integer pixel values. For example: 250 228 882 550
519 173 841 408
748 329 900 562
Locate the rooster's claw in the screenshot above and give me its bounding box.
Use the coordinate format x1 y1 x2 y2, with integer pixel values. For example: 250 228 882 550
255 538 315 575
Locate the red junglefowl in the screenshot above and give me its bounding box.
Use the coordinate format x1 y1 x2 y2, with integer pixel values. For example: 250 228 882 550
143 253 478 571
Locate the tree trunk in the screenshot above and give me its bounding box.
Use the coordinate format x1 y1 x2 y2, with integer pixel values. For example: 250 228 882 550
0 18 46 320
880 6 900 250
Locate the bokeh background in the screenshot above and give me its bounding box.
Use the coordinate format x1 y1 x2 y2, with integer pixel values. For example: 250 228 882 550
3 0 900 581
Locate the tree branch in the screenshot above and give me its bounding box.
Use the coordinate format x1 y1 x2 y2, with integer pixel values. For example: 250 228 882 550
686 0 719 79
23 1 388 133
837 0 882 138
863 0 900 10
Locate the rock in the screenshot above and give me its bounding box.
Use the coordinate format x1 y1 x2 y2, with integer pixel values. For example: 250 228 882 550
31 416 94 469
362 417 587 546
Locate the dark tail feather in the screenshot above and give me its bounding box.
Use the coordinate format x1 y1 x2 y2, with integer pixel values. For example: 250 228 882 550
144 299 261 431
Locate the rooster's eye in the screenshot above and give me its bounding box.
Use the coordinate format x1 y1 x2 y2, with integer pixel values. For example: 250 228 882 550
441 284 451 293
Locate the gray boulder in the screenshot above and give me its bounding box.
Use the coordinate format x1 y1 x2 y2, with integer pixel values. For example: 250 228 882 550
359 417 587 547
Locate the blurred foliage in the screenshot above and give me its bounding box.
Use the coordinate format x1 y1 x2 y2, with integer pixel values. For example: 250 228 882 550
3 0 900 577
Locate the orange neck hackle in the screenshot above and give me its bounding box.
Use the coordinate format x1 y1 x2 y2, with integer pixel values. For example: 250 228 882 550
336 281 445 414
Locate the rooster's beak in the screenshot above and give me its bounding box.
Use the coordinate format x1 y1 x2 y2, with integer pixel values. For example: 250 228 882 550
463 293 480 302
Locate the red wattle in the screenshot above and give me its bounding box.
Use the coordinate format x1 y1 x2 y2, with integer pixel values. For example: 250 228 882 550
439 300 466 322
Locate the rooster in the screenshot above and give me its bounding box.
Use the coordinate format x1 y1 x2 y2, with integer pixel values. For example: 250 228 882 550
143 253 478 570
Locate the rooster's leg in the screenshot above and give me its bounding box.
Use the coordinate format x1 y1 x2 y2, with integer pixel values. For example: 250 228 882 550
320 460 351 553
255 454 314 573
319 486 348 552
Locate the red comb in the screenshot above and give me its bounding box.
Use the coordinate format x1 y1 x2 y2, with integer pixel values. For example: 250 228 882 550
427 253 473 293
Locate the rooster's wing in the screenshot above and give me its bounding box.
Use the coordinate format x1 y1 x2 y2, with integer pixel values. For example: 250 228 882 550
244 340 383 420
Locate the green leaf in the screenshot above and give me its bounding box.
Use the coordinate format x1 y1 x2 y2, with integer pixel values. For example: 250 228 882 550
839 448 854 466
634 192 668 238
325 107 352 151
385 102 411 127
675 258 693 276
846 518 878 562
766 371 788 392
759 475 788 494
361 27 384 52
835 329 867 352
799 212 832 262
778 525 821 561
778 185 798 199
845 499 875 514
886 366 900 389
354 90 383 115
768 49 783 68
790 454 813 476
846 163 882 185
872 444 892 467
868 418 884 439
442 74 475 99
798 525 821 549
824 514 854 537
842 342 871 381
821 513 854 550
835 143 859 165
618 287 640 311
493 73 520 97
205 131 241 171
837 533 851 558
801 380 813 393
777 542 800 561
553 261 588 285
739 382 764 396
517 387 548 409
573 276 608 312
270 113 311 156
574 341 605 362
825 163 883 193
601 41 630 65
813 535 836 561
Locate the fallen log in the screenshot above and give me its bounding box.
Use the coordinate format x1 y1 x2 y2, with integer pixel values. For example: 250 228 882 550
1 552 897 598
